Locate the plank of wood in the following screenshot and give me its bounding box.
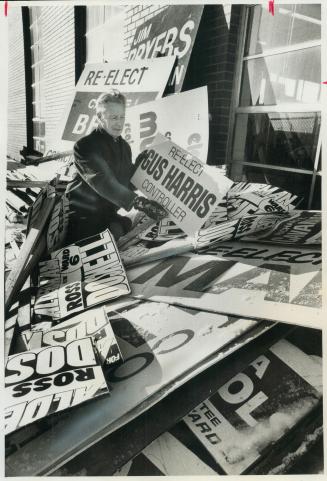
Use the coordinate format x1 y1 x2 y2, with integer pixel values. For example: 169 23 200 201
5 194 54 311
5 303 18 358
7 180 48 189
24 150 73 165
122 238 195 267
118 216 156 249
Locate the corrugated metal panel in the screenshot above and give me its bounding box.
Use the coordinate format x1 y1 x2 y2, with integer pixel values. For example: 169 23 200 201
7 7 27 160
42 6 75 145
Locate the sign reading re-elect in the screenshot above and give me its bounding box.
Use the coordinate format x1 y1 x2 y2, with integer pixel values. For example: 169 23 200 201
131 136 230 235
52 57 175 147
128 5 203 91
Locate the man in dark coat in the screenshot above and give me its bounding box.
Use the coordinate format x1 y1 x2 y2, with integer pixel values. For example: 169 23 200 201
64 90 166 244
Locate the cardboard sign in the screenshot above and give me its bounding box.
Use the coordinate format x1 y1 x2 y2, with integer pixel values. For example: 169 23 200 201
243 210 321 245
6 297 271 476
227 182 299 219
46 57 175 153
22 307 123 369
183 339 322 474
131 136 232 235
128 242 322 327
128 5 204 91
194 211 321 250
34 229 130 322
124 87 209 162
5 337 109 435
139 218 186 242
115 431 216 476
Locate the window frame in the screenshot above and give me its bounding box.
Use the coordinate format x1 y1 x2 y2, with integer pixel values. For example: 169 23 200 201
228 4 322 209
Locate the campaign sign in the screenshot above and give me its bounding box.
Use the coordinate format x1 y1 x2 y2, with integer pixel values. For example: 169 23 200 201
184 339 322 474
6 297 271 476
34 229 130 322
5 337 109 435
128 241 322 327
124 87 209 162
22 307 123 369
128 5 204 91
114 431 216 476
131 136 231 235
226 182 299 219
48 57 175 149
243 210 321 245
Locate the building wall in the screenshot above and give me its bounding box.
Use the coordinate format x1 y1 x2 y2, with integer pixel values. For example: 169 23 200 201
184 5 242 165
122 4 241 166
42 6 75 146
7 7 27 160
123 5 168 59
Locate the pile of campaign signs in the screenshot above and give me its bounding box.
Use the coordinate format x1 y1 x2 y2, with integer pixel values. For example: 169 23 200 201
5 54 323 475
5 152 323 476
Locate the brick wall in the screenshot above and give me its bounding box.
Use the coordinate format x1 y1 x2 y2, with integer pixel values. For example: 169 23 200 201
42 6 75 145
122 4 242 166
123 5 168 59
7 8 27 160
184 5 242 165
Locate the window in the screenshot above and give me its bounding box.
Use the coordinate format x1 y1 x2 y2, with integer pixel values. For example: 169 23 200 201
85 6 125 63
230 5 321 209
29 7 46 154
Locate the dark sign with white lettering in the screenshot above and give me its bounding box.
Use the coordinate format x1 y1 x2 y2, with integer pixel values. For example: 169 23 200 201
128 5 203 91
34 229 130 322
184 339 322 474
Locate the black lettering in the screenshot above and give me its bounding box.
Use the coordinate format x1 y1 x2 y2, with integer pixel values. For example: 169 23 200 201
132 256 235 291
54 372 74 386
34 377 52 392
196 193 217 218
12 382 32 397
84 70 95 85
75 368 96 382
152 329 194 354
109 352 154 382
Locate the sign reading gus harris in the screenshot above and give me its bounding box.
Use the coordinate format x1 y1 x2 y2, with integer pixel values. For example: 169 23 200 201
131 136 231 236
128 5 204 92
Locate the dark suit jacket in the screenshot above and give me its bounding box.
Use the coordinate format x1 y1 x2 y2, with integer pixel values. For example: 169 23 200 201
66 128 137 217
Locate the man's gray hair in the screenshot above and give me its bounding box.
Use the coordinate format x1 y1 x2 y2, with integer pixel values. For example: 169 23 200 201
96 90 126 115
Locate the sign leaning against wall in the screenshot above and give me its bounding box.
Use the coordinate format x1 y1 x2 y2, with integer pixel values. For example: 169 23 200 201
127 5 204 92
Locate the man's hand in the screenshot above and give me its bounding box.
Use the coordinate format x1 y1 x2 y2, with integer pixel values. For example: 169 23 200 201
133 196 167 221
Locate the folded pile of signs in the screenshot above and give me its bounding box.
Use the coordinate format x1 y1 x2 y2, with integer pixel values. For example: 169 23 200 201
4 161 322 475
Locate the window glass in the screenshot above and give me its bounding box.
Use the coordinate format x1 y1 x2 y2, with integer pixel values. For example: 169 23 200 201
233 112 320 170
245 5 321 56
86 6 105 31
240 47 321 106
242 165 312 208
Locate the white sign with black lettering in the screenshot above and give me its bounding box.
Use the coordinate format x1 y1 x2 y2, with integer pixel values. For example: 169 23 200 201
23 307 123 368
184 339 322 474
5 337 109 435
76 58 175 94
124 87 209 162
131 136 232 235
243 210 321 245
8 298 271 475
128 242 322 327
34 229 130 322
46 57 175 153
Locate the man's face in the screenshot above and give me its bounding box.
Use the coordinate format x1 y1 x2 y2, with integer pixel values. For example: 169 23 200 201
101 103 126 138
